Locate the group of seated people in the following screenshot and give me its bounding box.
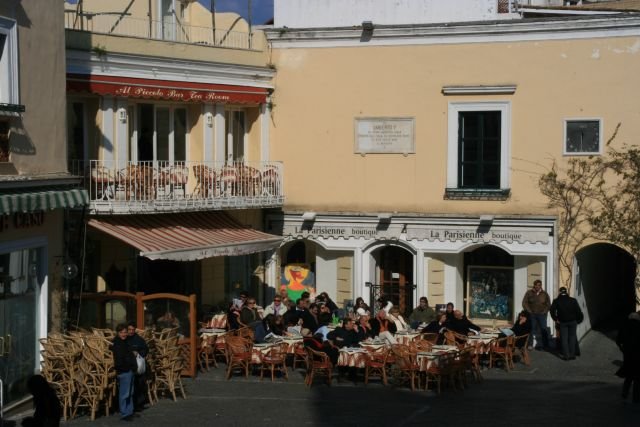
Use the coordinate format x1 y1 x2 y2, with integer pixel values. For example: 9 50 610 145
220 291 532 366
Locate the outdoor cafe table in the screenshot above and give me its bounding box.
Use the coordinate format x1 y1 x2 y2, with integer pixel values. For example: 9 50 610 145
394 331 420 345
415 346 458 372
251 337 304 363
199 328 228 347
466 333 500 354
337 347 369 368
252 342 278 363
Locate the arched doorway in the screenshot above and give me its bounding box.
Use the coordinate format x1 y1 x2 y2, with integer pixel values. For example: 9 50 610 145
575 243 636 333
371 246 414 316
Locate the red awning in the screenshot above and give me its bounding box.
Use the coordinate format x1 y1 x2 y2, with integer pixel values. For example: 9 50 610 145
88 211 282 261
67 73 268 104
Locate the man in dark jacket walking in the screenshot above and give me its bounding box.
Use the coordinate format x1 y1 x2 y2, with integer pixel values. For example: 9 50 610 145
112 323 138 421
127 321 148 411
550 287 583 361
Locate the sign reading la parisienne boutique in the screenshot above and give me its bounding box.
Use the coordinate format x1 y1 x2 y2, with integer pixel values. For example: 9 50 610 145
283 222 550 244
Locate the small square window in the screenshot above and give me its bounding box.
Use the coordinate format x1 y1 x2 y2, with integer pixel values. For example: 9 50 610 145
565 120 601 154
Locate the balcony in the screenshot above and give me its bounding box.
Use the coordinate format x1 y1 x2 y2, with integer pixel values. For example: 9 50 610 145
71 160 284 215
64 10 256 51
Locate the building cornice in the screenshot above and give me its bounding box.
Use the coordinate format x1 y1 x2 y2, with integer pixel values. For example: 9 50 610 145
265 15 640 48
66 50 275 88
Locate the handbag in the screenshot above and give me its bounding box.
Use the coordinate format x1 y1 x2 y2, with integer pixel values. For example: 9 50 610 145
136 353 146 375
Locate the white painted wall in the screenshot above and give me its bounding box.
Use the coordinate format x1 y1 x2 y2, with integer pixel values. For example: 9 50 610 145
316 246 338 303
275 0 513 28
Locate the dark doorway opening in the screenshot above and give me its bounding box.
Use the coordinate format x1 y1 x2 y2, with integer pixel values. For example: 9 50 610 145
575 243 636 333
137 258 201 299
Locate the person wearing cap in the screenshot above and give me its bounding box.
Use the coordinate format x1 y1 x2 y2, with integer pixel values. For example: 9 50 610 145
522 279 551 350
550 287 584 361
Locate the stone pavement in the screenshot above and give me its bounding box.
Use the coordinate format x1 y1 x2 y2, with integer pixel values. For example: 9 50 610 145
11 330 640 427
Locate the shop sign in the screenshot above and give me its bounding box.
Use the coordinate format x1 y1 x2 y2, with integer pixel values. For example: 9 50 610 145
113 85 231 103
354 117 415 154
67 74 268 105
407 226 550 244
286 224 402 240
281 222 549 244
0 211 45 233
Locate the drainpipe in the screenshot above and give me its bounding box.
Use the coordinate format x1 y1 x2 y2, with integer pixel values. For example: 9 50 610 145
148 0 152 38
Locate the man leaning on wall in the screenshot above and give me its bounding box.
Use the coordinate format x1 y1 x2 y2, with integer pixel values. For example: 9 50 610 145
522 279 551 351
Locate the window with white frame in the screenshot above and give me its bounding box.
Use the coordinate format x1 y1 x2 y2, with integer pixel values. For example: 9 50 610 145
564 119 601 155
447 102 511 197
0 16 19 106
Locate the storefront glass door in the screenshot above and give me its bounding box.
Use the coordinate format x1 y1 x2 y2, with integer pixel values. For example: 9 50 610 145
0 248 39 407
377 246 414 316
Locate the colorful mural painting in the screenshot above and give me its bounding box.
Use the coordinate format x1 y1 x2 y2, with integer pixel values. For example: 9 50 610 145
280 264 315 301
467 266 513 322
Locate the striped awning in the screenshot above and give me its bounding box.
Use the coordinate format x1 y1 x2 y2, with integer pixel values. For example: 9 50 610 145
0 188 89 215
88 211 283 261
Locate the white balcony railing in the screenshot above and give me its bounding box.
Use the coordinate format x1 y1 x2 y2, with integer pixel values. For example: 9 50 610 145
71 160 284 214
64 10 255 50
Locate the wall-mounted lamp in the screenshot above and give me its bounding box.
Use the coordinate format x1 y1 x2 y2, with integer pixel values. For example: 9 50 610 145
29 263 38 278
204 112 213 127
301 211 317 221
479 215 495 226
62 262 79 280
377 213 392 222
117 108 127 123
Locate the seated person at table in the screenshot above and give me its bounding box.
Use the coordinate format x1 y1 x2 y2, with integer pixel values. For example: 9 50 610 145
316 291 340 316
327 318 361 348
284 298 308 327
356 311 376 341
301 303 320 332
286 316 303 336
269 314 286 336
409 297 437 329
255 314 276 343
315 313 333 341
376 297 394 315
423 313 448 344
503 311 532 350
387 307 409 332
240 297 262 329
511 311 532 337
445 302 456 322
355 297 371 316
446 310 481 335
265 295 288 316
375 310 398 345
303 330 339 366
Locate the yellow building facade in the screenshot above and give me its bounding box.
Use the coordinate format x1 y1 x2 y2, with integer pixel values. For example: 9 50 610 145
63 1 283 330
264 14 640 333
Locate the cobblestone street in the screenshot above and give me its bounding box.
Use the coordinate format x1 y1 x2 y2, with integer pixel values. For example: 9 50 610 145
8 330 632 427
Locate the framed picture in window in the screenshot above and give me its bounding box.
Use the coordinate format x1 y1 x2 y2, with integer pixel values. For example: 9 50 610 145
466 266 513 322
